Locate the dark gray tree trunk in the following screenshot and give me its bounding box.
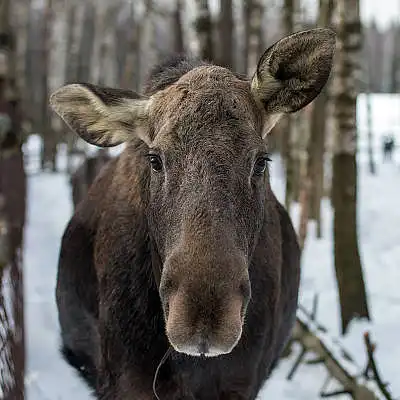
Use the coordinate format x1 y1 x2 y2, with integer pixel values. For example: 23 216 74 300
307 0 335 238
195 0 214 62
246 0 263 75
40 0 57 172
219 0 234 69
282 0 294 211
0 0 26 397
332 0 371 334
173 0 184 54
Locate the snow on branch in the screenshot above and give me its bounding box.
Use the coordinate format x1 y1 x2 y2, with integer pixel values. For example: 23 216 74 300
287 298 397 399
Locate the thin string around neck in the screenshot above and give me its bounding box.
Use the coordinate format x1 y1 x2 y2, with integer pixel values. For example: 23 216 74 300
152 346 173 400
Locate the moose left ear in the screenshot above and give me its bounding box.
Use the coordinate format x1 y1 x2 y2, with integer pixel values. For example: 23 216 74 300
251 28 336 132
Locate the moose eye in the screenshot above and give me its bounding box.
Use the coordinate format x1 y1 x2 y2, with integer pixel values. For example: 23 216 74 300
147 154 163 172
253 156 270 176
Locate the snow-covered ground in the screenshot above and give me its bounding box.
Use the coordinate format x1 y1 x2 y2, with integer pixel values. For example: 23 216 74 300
23 136 400 399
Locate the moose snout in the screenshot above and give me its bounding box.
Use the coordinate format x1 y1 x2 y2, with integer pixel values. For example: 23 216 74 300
160 253 251 358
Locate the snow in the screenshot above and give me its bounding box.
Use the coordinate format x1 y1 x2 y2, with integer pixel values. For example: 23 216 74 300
23 129 400 399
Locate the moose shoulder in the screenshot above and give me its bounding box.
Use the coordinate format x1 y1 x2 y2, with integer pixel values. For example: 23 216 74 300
50 29 335 399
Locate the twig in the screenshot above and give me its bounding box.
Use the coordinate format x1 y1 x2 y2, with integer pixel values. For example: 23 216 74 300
363 332 395 400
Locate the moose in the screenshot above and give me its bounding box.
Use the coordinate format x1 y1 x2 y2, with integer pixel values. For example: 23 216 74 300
50 28 335 399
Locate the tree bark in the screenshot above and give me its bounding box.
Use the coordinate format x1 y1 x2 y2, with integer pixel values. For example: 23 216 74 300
173 0 185 54
246 0 264 75
139 0 157 86
76 0 95 83
389 24 399 93
307 0 335 238
194 0 214 62
39 0 58 171
121 1 140 90
219 0 234 69
282 0 295 211
0 0 26 397
332 0 370 334
365 92 376 175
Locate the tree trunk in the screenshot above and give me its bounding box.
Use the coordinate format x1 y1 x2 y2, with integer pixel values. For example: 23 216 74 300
173 0 185 54
121 1 139 89
366 92 376 174
390 25 399 93
246 0 263 75
307 0 335 238
219 0 234 69
0 0 26 397
76 1 95 83
194 0 214 62
12 0 30 133
332 0 370 334
94 2 119 87
282 0 295 211
40 0 57 171
139 0 157 87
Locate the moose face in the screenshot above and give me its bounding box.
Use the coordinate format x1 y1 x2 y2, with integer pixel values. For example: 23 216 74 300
50 29 335 357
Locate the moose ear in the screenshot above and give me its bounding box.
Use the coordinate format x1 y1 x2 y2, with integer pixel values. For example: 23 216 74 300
250 28 336 135
49 83 151 147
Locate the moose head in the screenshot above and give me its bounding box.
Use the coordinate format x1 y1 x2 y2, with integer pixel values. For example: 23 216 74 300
50 29 335 358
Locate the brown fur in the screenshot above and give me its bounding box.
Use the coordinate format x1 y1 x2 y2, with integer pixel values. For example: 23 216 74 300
51 29 335 399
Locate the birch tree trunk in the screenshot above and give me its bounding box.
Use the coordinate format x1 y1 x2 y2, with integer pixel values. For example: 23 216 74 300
173 0 185 54
282 0 295 211
219 0 234 69
194 0 214 62
77 0 95 83
307 0 335 238
332 0 370 334
12 0 30 133
65 0 82 174
366 91 376 175
390 24 399 92
93 2 119 87
139 0 157 87
246 0 264 75
40 0 57 171
0 0 26 396
121 1 140 90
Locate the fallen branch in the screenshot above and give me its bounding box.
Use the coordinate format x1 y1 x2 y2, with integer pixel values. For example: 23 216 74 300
287 301 396 399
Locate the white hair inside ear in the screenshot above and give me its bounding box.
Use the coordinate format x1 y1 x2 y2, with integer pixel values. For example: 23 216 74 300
262 113 283 138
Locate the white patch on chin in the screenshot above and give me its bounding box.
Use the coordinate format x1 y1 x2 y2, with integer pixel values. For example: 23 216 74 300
172 344 232 358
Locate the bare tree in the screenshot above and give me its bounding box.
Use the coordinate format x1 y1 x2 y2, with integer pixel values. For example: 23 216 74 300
389 23 400 93
39 0 57 171
194 0 214 62
121 1 140 90
365 91 376 175
281 0 295 211
306 0 335 238
76 0 95 83
332 0 370 334
0 0 26 397
139 0 158 86
246 0 264 75
94 2 120 87
219 0 234 69
173 0 185 54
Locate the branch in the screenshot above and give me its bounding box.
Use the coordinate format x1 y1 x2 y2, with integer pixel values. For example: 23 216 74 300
287 304 396 399
363 332 395 400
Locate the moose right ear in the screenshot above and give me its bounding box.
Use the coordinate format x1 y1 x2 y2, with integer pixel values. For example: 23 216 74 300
250 28 336 135
50 83 152 147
